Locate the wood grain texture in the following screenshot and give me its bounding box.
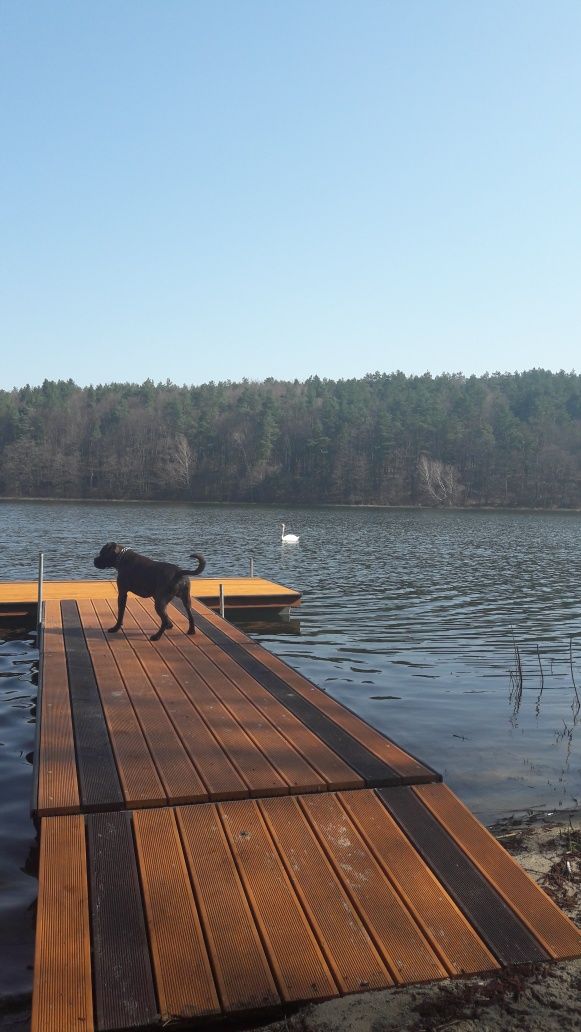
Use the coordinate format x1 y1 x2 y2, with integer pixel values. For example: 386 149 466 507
32 815 93 1032
300 792 447 985
133 808 220 1021
0 576 300 606
340 789 499 976
259 796 392 993
414 783 581 960
78 600 166 808
378 787 549 965
219 798 338 1002
92 599 207 804
61 601 123 812
177 803 280 1012
87 811 158 1031
35 601 80 817
122 598 289 798
174 597 439 785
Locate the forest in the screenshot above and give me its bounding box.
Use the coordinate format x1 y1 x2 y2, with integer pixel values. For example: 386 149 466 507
0 369 580 508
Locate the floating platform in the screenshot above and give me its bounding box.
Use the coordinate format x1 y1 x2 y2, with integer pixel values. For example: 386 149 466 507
28 590 581 1032
33 595 437 818
0 575 302 613
34 787 581 1032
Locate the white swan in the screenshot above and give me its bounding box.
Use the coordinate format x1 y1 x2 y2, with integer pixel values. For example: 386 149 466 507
281 522 299 543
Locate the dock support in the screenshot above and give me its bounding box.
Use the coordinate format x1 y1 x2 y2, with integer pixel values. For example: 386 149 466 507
249 557 254 578
219 583 225 618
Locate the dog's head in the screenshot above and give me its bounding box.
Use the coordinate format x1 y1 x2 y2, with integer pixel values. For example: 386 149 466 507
94 542 125 569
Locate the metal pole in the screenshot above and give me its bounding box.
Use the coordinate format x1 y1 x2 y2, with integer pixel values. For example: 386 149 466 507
37 551 44 634
219 583 225 619
249 556 254 578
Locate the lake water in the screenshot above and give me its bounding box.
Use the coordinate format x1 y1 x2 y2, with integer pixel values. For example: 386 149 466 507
1 500 580 1001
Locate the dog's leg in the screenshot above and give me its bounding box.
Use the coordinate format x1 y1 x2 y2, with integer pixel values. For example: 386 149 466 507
108 591 127 633
178 582 196 635
151 596 173 641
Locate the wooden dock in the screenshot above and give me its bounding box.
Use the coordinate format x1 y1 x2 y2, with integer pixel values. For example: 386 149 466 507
28 588 581 1031
0 575 302 612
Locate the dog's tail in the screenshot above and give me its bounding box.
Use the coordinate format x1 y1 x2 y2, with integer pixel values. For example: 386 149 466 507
183 553 206 576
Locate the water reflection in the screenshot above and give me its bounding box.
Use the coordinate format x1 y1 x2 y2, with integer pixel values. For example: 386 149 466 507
235 615 301 636
0 624 38 1001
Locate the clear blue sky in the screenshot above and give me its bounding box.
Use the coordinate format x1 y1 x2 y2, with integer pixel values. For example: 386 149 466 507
1 1 580 389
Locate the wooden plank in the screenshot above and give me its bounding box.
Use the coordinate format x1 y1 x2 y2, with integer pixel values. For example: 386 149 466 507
35 601 80 817
0 577 300 605
32 815 93 1032
172 622 365 793
77 601 167 809
120 599 289 799
414 783 581 961
92 599 208 805
177 804 280 1013
133 808 220 1022
86 811 158 1031
128 634 249 801
166 600 409 788
60 601 123 812
100 597 248 801
339 789 499 976
219 799 338 1003
164 634 327 795
378 787 549 965
300 792 446 985
259 796 392 993
176 598 439 786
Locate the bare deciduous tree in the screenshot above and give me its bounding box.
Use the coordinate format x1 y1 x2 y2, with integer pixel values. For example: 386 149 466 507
418 453 461 504
174 434 193 488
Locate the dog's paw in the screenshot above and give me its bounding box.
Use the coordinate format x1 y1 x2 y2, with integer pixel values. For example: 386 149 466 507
108 626 121 634
187 626 196 635
150 631 163 641
166 620 174 629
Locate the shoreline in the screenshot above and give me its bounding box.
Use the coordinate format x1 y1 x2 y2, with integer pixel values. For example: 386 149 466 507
1 496 581 514
3 808 579 1032
244 807 581 1032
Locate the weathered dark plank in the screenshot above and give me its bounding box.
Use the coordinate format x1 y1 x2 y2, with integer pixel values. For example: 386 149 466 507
177 603 407 787
60 601 123 811
339 789 498 976
377 787 549 965
415 783 581 961
178 596 441 784
87 811 158 1031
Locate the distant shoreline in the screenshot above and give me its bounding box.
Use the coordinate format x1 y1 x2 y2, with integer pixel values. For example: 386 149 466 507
0 496 580 514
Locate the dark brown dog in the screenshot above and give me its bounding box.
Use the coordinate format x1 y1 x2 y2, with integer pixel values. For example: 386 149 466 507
93 542 206 641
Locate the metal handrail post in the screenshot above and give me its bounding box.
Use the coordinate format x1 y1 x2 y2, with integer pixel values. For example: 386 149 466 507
37 551 44 635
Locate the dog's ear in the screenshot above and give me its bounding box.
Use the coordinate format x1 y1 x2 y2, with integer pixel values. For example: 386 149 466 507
98 542 122 560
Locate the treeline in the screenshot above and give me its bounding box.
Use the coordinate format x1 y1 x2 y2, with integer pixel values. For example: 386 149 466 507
0 370 580 507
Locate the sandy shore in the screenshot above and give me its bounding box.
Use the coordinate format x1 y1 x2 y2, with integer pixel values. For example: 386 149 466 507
245 809 581 1032
1 809 579 1032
